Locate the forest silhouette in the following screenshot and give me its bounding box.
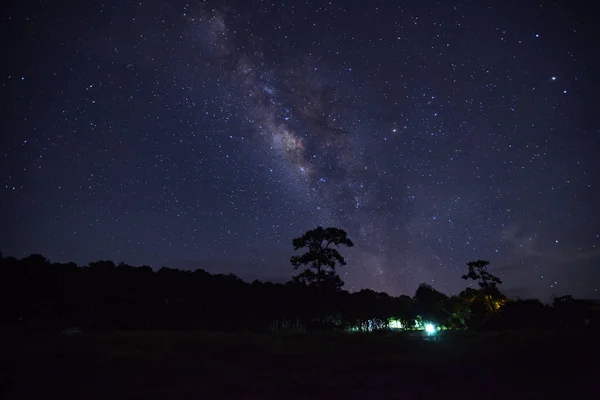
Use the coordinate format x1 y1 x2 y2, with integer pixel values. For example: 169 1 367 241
1 227 598 333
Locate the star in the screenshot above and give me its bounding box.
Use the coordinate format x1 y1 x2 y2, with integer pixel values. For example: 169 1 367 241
2 0 597 302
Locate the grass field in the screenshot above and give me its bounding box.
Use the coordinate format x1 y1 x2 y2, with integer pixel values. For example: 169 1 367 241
2 329 598 399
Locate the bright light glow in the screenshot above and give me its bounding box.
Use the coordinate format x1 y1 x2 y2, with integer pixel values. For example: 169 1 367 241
424 323 436 334
389 318 403 329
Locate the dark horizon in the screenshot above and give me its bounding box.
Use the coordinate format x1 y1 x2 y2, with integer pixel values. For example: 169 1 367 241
2 0 599 302
2 250 598 303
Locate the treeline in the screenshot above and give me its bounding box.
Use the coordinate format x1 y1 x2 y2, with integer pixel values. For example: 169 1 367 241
1 253 598 332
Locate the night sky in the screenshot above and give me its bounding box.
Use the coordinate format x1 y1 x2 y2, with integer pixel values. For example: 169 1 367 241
2 0 599 300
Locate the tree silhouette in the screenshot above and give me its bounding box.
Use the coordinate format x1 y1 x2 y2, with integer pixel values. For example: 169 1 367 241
3 250 597 334
290 226 354 291
462 260 502 289
413 283 449 326
462 260 503 318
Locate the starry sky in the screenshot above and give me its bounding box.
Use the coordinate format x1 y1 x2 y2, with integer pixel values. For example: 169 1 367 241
2 0 599 300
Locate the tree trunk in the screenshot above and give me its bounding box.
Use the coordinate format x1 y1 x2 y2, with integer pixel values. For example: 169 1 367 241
481 278 496 316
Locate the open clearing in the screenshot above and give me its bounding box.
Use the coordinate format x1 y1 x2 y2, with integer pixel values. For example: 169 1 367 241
2 330 598 399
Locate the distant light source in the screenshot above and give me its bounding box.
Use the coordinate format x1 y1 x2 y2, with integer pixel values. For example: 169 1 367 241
424 323 436 335
389 318 403 329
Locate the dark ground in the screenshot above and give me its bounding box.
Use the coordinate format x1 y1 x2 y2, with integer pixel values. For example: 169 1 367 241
1 329 598 399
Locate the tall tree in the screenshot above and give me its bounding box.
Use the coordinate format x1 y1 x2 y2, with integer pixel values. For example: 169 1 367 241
462 260 503 316
462 260 502 289
413 283 449 326
290 226 353 290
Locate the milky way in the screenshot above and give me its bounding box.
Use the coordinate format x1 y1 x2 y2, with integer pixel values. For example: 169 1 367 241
2 0 599 300
189 4 407 291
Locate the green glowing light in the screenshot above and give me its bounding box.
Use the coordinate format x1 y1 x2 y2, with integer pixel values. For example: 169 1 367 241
389 318 403 329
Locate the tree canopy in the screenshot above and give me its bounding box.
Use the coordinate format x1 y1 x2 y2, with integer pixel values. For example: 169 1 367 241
461 260 502 289
290 226 354 290
1 251 597 333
